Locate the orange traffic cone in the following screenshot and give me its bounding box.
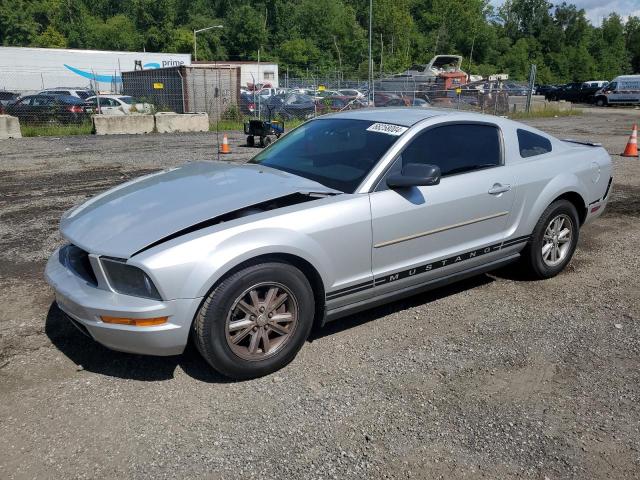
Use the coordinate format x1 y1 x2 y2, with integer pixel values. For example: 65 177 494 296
220 134 231 154
622 124 638 157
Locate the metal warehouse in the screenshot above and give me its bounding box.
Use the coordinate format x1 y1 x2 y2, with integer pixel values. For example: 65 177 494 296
121 65 241 120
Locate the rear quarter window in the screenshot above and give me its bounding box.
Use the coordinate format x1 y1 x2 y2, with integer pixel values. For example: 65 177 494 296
517 129 552 158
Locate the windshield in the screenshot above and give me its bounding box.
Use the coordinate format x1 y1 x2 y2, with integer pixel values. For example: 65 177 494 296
118 96 134 104
249 118 404 193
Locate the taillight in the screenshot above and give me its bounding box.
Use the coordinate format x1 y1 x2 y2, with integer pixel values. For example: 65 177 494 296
248 103 255 112
67 105 83 113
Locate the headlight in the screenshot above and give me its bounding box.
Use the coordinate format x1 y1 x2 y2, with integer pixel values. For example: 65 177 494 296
101 257 162 300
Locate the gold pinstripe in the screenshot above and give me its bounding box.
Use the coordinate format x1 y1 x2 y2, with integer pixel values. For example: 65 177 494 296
374 211 510 248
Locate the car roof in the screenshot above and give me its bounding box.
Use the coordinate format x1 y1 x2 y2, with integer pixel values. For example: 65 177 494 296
322 107 454 126
55 95 85 103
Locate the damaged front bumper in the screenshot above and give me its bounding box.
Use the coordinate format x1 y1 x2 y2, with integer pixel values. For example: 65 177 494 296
45 247 202 356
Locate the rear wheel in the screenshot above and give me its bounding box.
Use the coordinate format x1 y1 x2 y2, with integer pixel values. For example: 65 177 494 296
521 200 579 279
595 97 608 107
246 135 254 147
194 262 315 379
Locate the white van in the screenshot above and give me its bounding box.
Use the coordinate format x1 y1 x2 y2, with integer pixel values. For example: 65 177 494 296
594 75 640 106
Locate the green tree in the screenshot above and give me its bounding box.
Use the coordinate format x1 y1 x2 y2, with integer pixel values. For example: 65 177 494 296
223 5 267 59
592 13 630 79
33 25 67 48
277 38 322 76
0 0 38 45
88 15 140 51
625 16 640 73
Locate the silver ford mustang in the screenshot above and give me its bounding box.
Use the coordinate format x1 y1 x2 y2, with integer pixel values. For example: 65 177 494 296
45 109 612 379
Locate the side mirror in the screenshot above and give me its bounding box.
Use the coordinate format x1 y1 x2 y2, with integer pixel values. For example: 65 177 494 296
386 163 441 189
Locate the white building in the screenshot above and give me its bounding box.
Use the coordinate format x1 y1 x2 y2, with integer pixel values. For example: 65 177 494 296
0 46 191 93
196 61 279 88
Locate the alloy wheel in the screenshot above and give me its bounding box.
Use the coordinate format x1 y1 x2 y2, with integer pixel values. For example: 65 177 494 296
542 214 573 267
225 282 298 361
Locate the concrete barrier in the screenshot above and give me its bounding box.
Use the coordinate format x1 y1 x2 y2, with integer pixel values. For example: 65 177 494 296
92 114 155 135
0 115 22 139
155 112 209 133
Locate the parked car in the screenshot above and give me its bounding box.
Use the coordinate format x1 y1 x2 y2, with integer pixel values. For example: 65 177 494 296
45 108 612 379
258 92 316 120
338 89 365 99
594 75 640 107
317 95 365 113
4 94 88 124
535 84 558 96
314 89 341 99
583 80 609 89
85 95 153 115
374 92 408 107
0 90 20 107
239 92 257 116
410 98 430 107
579 82 609 103
256 87 279 100
38 88 95 100
544 82 601 103
503 81 530 96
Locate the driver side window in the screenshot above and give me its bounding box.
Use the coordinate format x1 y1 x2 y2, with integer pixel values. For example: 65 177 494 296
377 123 502 191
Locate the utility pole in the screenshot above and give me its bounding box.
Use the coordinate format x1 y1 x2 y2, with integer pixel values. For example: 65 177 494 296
368 0 373 105
193 25 223 62
380 33 384 79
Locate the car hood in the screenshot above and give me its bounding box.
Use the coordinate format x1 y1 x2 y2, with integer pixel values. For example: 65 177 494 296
60 161 337 258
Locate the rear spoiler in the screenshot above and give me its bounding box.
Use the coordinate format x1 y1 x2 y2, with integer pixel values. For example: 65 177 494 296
562 138 602 147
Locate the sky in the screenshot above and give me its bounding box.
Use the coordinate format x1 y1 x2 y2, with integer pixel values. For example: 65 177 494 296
490 0 640 25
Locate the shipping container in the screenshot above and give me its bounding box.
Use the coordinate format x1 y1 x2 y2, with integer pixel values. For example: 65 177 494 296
122 65 241 120
195 61 279 88
0 46 191 93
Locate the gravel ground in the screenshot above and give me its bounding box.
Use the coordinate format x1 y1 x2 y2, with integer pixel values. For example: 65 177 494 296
0 110 639 479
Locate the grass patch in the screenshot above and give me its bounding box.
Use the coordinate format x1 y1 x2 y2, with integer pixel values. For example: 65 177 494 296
21 122 93 137
509 107 582 120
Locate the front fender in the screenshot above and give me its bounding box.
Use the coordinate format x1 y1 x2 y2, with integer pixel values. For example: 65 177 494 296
188 227 332 299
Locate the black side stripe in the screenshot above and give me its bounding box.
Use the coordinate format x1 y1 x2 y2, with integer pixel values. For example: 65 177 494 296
325 281 374 300
325 235 531 301
502 235 531 247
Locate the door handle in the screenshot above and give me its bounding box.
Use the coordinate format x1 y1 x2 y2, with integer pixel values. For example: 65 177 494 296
488 183 511 195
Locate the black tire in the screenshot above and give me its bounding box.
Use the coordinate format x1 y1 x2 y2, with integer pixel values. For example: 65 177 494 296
259 136 265 147
263 136 272 147
246 135 254 147
194 262 315 379
521 199 580 279
595 97 607 107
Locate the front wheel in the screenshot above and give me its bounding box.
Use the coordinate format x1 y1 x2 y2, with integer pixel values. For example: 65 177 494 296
194 262 315 379
521 200 579 279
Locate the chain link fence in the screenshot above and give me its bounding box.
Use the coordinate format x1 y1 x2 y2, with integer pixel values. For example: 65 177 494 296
0 67 512 130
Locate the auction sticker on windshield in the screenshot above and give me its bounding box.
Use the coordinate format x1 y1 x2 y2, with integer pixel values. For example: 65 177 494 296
366 123 408 136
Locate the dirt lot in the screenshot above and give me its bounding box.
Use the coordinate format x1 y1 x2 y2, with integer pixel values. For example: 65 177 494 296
1 110 639 479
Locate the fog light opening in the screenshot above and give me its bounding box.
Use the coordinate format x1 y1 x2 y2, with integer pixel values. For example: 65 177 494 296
101 316 168 327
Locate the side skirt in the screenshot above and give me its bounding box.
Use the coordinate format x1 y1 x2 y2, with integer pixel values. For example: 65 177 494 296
322 253 520 324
